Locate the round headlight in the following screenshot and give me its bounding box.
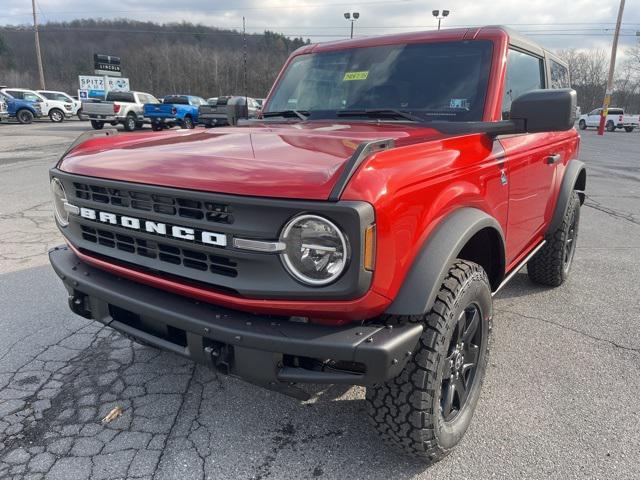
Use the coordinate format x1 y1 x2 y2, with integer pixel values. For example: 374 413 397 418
280 214 348 286
51 178 69 227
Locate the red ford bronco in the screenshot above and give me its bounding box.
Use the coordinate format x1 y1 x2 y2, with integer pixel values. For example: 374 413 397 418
49 26 586 462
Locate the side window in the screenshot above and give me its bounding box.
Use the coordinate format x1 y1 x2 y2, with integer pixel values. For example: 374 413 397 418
7 90 23 99
550 60 570 89
502 49 545 119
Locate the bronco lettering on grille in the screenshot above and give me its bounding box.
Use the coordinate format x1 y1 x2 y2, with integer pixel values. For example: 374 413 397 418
74 206 227 247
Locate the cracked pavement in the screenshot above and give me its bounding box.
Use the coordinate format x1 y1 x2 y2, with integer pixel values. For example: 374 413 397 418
1 122 639 479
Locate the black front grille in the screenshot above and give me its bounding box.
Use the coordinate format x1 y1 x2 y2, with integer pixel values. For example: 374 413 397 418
81 225 237 277
74 182 233 224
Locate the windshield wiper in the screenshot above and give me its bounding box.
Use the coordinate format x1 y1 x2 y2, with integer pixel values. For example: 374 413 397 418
261 109 309 121
336 109 425 122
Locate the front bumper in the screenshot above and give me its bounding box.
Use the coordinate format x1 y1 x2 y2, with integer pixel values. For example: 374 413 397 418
49 245 422 388
0 113 8 120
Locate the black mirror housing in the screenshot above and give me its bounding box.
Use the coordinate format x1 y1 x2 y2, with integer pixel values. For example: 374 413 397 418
510 89 577 133
226 96 249 126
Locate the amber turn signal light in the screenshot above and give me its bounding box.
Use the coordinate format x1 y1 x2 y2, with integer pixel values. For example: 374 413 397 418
364 224 376 271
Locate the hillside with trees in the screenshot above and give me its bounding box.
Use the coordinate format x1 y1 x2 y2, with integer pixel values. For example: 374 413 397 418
0 19 309 98
0 19 639 112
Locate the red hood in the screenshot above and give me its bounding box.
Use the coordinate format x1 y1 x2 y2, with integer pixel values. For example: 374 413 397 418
59 123 445 200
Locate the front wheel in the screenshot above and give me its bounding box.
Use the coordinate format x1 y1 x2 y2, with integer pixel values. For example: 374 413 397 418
90 120 104 130
181 116 194 129
578 120 586 130
624 126 635 133
123 115 137 132
49 108 64 123
606 120 616 132
528 191 581 287
367 260 491 463
16 109 34 124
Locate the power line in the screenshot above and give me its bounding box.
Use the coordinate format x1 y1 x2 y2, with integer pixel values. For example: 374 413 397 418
2 25 638 38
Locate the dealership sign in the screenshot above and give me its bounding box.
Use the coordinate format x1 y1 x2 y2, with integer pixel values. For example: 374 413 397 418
79 75 129 92
94 54 122 77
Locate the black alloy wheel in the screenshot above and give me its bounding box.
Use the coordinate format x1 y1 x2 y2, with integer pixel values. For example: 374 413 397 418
563 205 578 274
440 304 483 422
17 109 34 124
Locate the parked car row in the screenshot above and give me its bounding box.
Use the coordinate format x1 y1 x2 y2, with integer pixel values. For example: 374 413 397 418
0 87 84 123
85 92 264 131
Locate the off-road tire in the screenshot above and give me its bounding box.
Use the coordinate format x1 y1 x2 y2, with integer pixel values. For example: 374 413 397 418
16 109 34 124
366 260 491 463
90 120 104 130
578 120 586 130
624 126 635 133
606 120 615 132
528 191 580 287
123 114 137 132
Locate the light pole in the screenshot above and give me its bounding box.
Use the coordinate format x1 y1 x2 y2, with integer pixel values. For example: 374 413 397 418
344 12 360 39
432 9 450 30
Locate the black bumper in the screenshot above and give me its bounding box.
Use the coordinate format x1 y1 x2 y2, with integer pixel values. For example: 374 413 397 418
49 246 422 388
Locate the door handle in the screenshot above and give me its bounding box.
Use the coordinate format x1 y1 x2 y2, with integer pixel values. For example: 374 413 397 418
546 154 561 165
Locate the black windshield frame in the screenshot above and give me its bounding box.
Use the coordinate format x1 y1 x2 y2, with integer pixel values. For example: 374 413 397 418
265 40 494 123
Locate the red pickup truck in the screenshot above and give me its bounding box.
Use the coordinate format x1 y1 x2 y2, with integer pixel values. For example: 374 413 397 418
49 26 585 463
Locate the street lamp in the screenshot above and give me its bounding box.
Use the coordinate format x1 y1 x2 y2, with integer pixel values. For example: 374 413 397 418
432 9 450 30
344 12 360 39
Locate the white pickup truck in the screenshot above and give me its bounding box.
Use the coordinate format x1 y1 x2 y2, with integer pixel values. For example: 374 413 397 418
83 91 160 131
37 90 82 119
578 107 640 132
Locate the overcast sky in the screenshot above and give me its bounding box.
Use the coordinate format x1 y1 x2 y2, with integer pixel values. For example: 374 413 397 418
2 0 639 53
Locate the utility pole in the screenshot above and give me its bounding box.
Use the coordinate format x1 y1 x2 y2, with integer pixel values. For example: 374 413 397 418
31 0 46 90
243 16 247 111
597 0 625 136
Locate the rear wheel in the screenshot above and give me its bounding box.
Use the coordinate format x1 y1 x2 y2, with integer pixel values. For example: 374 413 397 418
366 260 491 463
151 122 163 132
606 120 616 132
578 120 586 130
624 126 635 133
528 191 580 287
16 109 34 124
90 120 104 130
123 114 137 132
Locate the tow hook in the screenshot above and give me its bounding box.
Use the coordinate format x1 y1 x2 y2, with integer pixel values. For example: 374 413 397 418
204 342 232 375
68 292 92 319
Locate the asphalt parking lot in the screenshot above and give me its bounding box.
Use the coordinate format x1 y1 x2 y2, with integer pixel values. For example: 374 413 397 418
0 120 639 480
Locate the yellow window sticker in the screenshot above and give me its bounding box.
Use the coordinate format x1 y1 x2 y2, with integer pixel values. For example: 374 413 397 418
343 71 369 81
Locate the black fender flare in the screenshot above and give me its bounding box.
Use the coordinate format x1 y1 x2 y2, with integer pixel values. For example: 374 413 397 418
549 160 586 233
385 207 505 316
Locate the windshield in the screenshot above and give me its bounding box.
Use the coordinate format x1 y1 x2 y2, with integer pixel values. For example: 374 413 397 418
266 40 493 122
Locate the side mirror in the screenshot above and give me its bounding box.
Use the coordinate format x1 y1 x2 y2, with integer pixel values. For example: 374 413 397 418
226 96 249 126
510 89 577 133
